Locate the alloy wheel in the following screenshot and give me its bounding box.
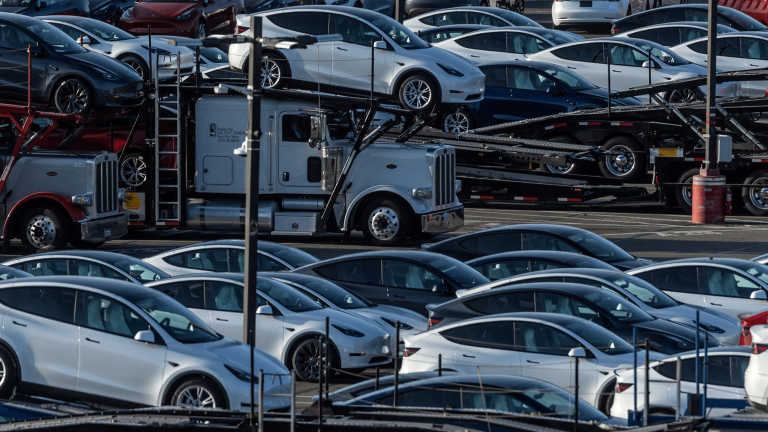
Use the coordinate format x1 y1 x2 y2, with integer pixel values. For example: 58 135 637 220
26 215 57 249
124 60 144 79
56 80 90 114
544 163 576 174
176 386 217 408
443 110 470 134
120 154 147 187
668 89 699 104
295 339 327 381
261 57 281 88
402 79 432 109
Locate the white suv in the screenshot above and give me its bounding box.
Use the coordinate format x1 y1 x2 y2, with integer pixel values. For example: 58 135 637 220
229 6 485 110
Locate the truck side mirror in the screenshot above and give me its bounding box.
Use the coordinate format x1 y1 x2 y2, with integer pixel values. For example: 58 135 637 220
310 116 323 140
546 86 562 96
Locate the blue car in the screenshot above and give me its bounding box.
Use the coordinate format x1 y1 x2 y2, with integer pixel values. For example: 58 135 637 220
441 61 643 134
88 0 134 24
0 0 88 17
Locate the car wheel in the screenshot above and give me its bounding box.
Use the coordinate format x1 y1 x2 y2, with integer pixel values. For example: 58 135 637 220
541 135 586 175
121 55 149 80
598 136 646 182
665 88 699 104
53 78 93 115
195 21 206 38
261 53 287 89
0 347 16 398
171 379 225 409
111 10 122 25
361 199 411 246
20 206 71 253
742 169 768 216
291 337 336 383
674 167 699 215
442 108 475 134
514 0 524 14
398 74 438 111
120 152 147 188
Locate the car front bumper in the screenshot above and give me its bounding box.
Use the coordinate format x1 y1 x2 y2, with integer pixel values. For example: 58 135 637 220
97 80 144 109
441 74 484 104
552 2 624 26
79 215 129 243
337 334 392 369
422 206 464 234
230 379 291 412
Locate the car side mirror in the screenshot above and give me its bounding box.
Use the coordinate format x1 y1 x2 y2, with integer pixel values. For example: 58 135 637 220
256 305 274 315
373 40 387 50
751 290 767 300
432 283 451 293
568 347 587 358
28 45 44 56
546 86 562 96
134 330 155 344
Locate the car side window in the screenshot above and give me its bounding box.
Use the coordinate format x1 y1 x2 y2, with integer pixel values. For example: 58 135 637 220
480 66 507 87
652 9 686 23
465 292 535 314
525 233 580 253
532 260 568 271
631 28 676 46
15 259 70 276
460 322 515 350
635 267 700 293
18 287 76 323
742 38 768 60
315 259 382 285
80 292 150 338
507 34 542 54
73 260 128 280
0 23 37 50
468 12 506 26
459 232 523 254
174 249 230 272
383 260 443 290
514 321 580 356
680 28 706 44
472 31 506 53
562 277 625 297
555 43 606 63
209 281 244 312
0 288 20 309
735 356 749 387
608 44 648 67
536 292 600 321
377 387 462 408
701 267 760 298
688 40 708 54
508 68 556 91
267 12 329 35
419 15 435 25
50 23 87 42
716 37 742 57
473 260 532 280
330 15 381 46
659 356 742 387
432 12 467 26
425 30 463 43
151 281 205 309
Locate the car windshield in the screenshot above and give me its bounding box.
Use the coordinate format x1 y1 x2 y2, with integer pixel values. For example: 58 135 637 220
0 0 31 6
541 65 596 90
492 9 543 27
200 47 228 63
564 230 634 263
270 247 319 269
129 291 220 343
720 7 767 31
732 261 768 285
368 15 429 49
558 319 635 355
583 290 653 324
622 39 689 65
21 21 86 54
608 275 678 308
107 257 169 283
72 19 135 41
257 278 322 313
290 278 370 310
426 256 490 289
537 29 580 45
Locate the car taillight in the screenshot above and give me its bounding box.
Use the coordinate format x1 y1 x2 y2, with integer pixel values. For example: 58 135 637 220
616 383 633 393
404 348 421 357
428 317 443 327
612 28 619 35
743 327 752 338
752 343 768 354
237 26 248 34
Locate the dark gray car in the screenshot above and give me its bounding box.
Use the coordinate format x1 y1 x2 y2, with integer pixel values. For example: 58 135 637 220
466 250 618 280
292 251 489 315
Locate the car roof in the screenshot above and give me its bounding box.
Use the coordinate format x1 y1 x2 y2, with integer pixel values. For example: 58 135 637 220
467 250 593 265
418 24 491 33
729 31 768 38
7 275 157 300
659 346 752 360
624 21 721 31
426 224 583 247
465 281 597 296
450 311 594 328
147 273 245 285
263 5 393 23
5 250 138 264
639 257 756 267
303 250 458 264
156 239 286 253
39 15 90 23
0 12 42 25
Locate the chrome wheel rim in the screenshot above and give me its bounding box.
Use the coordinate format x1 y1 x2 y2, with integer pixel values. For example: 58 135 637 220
545 163 575 174
295 340 326 381
56 81 89 114
402 79 432 109
176 386 216 408
120 154 147 187
26 215 56 249
444 111 470 134
368 206 400 240
124 59 144 79
747 178 768 210
604 144 635 177
261 57 281 88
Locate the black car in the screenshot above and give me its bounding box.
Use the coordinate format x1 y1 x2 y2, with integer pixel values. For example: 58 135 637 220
415 23 490 43
0 13 143 114
426 282 718 354
611 5 768 35
88 0 135 24
621 21 737 47
466 250 618 281
0 0 88 17
292 251 490 315
422 224 652 270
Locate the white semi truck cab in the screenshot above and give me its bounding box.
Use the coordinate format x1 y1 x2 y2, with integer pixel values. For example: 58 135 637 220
188 95 464 245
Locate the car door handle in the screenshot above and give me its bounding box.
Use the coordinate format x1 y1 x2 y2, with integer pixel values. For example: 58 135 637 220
86 338 100 344
12 321 26 327
463 354 475 358
470 55 479 58
611 70 622 73
710 303 723 306
216 318 229 321
566 66 577 69
336 47 347 51
526 360 539 364
751 64 760 67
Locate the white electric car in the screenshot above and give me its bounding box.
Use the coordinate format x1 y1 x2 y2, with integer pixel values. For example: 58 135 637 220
552 0 627 30
403 7 542 33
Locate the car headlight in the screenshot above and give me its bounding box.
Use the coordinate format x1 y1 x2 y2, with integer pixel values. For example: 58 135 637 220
437 63 464 77
225 364 258 383
71 194 93 206
412 187 432 198
381 317 413 330
121 7 132 20
332 324 364 338
102 72 120 81
699 323 725 334
175 9 193 20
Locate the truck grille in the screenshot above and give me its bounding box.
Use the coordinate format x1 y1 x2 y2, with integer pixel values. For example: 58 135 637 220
433 152 455 207
96 160 118 213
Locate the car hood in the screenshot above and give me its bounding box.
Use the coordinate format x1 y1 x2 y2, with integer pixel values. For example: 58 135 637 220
579 87 643 106
302 308 391 336
199 338 289 374
131 1 196 19
407 46 483 76
67 51 142 80
633 318 714 347
350 305 428 332
595 349 665 370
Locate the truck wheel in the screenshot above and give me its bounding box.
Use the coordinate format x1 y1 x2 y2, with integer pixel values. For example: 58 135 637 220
541 135 585 175
361 199 411 246
598 136 646 182
742 169 768 216
398 74 438 111
674 168 699 215
20 206 71 253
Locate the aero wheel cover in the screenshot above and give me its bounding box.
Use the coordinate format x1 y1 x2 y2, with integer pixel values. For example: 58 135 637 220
669 89 698 104
747 177 768 210
261 57 281 89
605 144 636 177
176 386 217 408
295 340 325 381
368 206 400 240
26 215 57 249
120 154 147 187
56 81 90 114
444 111 470 134
402 79 432 109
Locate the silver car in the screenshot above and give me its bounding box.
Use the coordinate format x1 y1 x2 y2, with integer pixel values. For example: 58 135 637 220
0 276 290 410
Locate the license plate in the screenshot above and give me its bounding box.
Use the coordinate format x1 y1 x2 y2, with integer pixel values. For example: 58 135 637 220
658 148 678 157
104 228 112 239
580 1 592 6
125 192 141 210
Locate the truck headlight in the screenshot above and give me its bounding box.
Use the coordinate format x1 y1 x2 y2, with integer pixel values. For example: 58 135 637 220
455 180 462 193
72 194 93 206
117 188 127 201
412 187 432 198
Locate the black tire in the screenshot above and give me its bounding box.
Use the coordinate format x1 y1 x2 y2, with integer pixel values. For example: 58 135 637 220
665 88 700 104
120 55 149 81
194 20 206 38
291 337 336 383
361 199 411 247
742 169 768 216
598 136 646 182
541 135 586 175
0 346 17 398
442 108 475 134
261 53 288 89
398 74 438 111
171 379 226 409
53 78 93 114
120 152 147 189
19 206 71 254
674 167 699 215
598 379 615 415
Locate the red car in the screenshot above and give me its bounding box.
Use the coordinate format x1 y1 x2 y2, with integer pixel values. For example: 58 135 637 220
740 310 768 346
118 0 242 38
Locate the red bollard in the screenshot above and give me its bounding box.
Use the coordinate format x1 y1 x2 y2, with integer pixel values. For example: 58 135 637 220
725 187 732 215
692 169 726 224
